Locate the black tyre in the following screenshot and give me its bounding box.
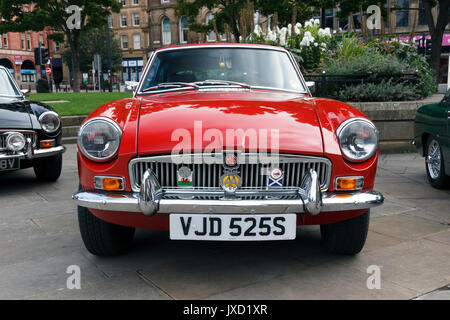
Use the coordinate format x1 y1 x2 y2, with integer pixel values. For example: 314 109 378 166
425 136 450 189
33 154 62 182
77 206 135 257
320 210 370 255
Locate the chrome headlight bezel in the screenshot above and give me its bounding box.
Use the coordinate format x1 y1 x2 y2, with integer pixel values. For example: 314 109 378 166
77 117 122 162
39 111 61 134
336 117 379 163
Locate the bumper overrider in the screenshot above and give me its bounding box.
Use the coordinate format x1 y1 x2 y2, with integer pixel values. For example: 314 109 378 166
73 168 384 216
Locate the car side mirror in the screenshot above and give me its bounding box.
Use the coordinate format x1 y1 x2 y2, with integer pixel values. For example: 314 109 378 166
21 89 30 97
305 81 315 95
125 81 139 94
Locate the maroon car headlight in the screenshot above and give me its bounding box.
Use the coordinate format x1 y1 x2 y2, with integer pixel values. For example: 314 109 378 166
337 118 379 162
78 117 122 162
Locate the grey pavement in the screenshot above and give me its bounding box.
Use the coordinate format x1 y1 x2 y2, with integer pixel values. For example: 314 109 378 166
0 145 449 300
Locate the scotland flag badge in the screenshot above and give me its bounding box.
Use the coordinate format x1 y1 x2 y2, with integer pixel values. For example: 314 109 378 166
268 168 284 187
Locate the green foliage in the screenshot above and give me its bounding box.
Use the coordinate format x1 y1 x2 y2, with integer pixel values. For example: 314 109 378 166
337 80 418 102
62 28 123 73
29 92 132 116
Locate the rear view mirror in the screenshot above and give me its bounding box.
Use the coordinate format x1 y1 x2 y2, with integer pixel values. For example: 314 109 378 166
125 81 139 94
21 89 30 97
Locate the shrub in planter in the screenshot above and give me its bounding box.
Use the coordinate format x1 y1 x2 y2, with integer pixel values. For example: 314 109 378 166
337 80 419 102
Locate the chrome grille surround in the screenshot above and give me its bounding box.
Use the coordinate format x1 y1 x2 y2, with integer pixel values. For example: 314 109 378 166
129 154 332 196
0 130 37 152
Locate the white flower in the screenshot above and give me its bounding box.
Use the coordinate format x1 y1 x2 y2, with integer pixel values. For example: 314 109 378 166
333 30 337 34
314 42 318 47
294 23 301 35
279 27 288 46
314 19 320 25
287 23 292 37
303 31 315 42
300 37 310 46
305 21 312 28
266 29 276 42
321 43 327 48
253 24 263 37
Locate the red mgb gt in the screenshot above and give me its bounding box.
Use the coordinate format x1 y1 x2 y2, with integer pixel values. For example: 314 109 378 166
73 44 384 256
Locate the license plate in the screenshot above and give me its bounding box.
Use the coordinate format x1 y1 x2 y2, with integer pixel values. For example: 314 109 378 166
170 214 296 241
0 158 19 171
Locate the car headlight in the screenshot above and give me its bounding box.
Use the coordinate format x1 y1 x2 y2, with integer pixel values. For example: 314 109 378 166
337 118 379 162
78 117 122 162
39 111 61 133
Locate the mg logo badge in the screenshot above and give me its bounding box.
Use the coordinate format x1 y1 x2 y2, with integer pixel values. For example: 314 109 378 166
225 153 237 167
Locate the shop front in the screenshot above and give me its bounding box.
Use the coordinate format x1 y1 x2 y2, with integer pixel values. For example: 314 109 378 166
121 57 144 83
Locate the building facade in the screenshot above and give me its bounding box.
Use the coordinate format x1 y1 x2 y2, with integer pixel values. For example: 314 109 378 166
0 29 56 90
110 0 150 83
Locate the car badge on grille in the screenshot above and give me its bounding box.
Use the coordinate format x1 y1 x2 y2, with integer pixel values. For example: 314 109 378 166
224 153 238 167
267 167 283 187
177 166 192 187
220 172 242 193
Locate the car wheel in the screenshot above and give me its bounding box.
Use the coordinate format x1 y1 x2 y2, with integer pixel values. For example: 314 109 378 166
425 136 449 189
320 210 370 255
77 206 135 257
33 154 62 182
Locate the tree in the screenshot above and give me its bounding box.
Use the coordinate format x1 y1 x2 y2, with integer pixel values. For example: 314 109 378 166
0 1 121 92
62 27 122 74
424 0 449 82
176 0 249 42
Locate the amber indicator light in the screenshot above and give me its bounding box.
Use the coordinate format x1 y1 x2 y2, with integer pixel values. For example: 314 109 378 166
102 178 123 191
40 140 55 148
336 177 364 191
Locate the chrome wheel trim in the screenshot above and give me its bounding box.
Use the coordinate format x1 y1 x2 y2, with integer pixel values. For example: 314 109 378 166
427 139 441 180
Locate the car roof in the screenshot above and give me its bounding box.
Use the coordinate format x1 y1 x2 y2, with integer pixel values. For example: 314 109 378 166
153 43 288 53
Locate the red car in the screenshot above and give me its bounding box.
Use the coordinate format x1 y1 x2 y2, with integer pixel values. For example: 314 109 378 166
73 44 383 256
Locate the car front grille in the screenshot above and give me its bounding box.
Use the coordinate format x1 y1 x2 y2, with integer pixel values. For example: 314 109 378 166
129 154 332 195
0 130 36 151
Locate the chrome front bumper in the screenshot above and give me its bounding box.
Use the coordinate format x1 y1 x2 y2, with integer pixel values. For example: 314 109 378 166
73 168 384 216
0 145 65 160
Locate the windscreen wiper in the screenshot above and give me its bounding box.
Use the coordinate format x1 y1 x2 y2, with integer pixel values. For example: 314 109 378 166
141 82 199 92
194 80 252 89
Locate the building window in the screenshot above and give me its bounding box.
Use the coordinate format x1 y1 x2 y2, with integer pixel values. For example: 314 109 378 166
54 42 60 54
179 16 189 44
133 34 141 49
162 17 171 45
132 0 138 5
39 34 43 45
3 34 8 48
396 0 410 27
418 0 427 26
352 12 361 30
21 33 26 50
161 0 170 4
133 13 140 26
121 35 128 49
206 13 216 42
325 9 334 29
0 35 2 48
108 15 113 28
26 33 31 50
120 14 127 27
120 0 126 6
